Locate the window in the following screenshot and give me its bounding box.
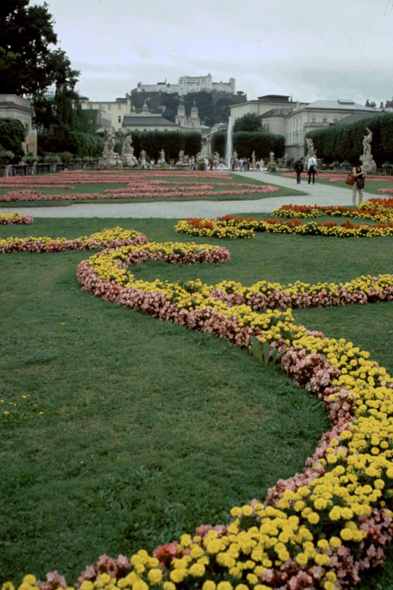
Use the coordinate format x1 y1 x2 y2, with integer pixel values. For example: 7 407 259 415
144 129 147 132
108 104 111 110
118 116 121 123
334 118 338 123
118 104 121 110
312 118 316 123
323 118 327 123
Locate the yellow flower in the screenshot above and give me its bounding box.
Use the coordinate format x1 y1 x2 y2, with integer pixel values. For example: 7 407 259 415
295 553 308 566
23 578 36 587
147 569 163 585
202 583 216 590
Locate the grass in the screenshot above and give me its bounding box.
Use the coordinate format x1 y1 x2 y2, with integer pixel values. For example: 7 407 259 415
0 172 306 207
1 217 393 588
299 176 393 196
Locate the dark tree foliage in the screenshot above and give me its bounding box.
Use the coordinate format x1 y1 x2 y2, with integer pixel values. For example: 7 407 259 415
305 113 393 166
211 131 285 159
125 131 201 160
0 0 79 95
0 118 26 161
233 113 262 133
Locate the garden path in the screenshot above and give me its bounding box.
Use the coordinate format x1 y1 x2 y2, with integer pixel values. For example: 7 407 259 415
0 171 374 218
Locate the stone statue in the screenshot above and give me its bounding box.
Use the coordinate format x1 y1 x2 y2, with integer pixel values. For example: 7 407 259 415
176 150 186 166
269 151 275 163
362 128 372 157
361 127 377 174
233 150 238 160
283 153 288 165
99 127 122 169
122 134 138 167
252 151 256 169
305 138 314 160
159 149 166 164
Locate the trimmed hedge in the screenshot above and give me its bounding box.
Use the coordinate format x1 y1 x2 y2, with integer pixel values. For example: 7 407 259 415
0 118 26 162
125 130 201 160
211 131 285 159
305 113 393 166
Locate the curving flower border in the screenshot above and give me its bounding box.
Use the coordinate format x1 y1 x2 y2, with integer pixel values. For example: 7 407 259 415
0 212 34 225
0 227 148 254
4 233 393 590
175 215 393 239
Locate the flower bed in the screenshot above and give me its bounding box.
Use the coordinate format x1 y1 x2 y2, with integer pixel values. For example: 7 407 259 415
0 184 279 203
5 230 393 590
175 215 393 239
0 212 34 225
271 202 393 223
0 227 148 254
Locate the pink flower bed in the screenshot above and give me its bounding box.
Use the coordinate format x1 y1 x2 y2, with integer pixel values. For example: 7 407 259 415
0 212 34 224
0 185 279 202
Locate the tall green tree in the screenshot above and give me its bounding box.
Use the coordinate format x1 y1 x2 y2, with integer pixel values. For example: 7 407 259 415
0 0 79 95
233 113 262 132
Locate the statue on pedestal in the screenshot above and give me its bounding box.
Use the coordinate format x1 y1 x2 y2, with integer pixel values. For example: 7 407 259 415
122 134 138 167
251 151 256 170
99 127 122 169
361 127 377 174
269 151 275 163
176 150 187 166
159 149 166 165
305 138 314 160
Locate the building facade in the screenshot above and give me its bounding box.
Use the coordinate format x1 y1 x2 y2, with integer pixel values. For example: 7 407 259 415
229 96 379 159
80 96 132 131
133 74 236 96
0 94 37 156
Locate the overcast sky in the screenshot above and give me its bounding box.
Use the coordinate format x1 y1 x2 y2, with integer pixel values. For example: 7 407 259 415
35 0 393 105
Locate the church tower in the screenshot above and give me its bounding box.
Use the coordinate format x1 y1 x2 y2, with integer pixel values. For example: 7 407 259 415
190 99 200 127
175 100 187 127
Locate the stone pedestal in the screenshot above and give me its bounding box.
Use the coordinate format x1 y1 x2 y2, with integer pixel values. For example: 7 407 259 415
361 154 377 175
122 154 138 167
98 154 123 169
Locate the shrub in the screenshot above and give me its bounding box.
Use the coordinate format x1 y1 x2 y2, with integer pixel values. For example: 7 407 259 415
0 149 15 165
305 113 393 166
211 131 285 159
22 153 38 165
43 153 62 164
0 118 25 162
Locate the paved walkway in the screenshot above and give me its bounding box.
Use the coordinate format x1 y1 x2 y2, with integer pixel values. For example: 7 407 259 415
0 172 372 218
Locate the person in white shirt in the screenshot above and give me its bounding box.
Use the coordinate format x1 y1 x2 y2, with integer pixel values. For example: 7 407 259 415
307 154 318 185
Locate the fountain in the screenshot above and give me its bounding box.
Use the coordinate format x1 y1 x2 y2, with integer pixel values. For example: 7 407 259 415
225 116 233 169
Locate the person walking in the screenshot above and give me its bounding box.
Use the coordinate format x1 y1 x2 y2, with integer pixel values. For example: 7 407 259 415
352 159 365 206
307 153 318 184
294 157 304 184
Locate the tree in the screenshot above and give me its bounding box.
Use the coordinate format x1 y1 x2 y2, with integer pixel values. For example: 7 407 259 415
0 118 26 161
233 113 262 133
365 100 370 107
0 0 79 95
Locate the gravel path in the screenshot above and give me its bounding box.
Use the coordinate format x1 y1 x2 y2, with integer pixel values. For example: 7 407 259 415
0 172 372 218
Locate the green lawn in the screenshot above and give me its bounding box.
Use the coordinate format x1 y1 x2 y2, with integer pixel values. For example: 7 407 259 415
1 217 393 588
0 172 306 207
302 176 393 196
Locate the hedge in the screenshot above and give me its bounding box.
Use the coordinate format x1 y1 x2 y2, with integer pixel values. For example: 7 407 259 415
211 131 285 159
305 113 393 166
0 118 26 162
125 130 202 160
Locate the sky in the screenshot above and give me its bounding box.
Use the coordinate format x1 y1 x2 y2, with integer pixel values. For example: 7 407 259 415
35 0 393 106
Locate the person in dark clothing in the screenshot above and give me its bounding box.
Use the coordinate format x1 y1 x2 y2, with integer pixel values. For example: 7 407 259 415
294 157 304 184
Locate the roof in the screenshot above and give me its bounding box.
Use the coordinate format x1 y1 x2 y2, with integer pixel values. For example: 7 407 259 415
334 111 385 125
305 100 378 112
122 116 177 127
260 107 293 118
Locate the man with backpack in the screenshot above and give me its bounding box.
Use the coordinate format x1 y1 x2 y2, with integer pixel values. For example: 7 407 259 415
294 157 304 184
